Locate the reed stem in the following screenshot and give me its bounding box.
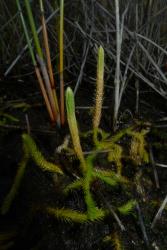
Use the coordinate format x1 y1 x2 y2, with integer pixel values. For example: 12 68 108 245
24 0 43 59
35 66 55 123
113 0 121 131
36 55 58 122
17 0 54 122
39 0 60 121
59 0 65 125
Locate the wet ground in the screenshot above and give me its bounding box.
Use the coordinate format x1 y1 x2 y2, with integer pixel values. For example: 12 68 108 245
0 76 167 250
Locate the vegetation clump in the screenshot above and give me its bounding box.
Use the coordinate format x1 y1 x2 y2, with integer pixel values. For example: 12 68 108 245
2 0 167 248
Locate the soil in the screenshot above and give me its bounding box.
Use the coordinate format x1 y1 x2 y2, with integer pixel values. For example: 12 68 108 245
0 75 167 250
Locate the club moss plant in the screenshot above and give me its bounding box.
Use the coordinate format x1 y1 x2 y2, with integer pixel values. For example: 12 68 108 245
64 86 135 221
1 134 63 215
93 123 150 175
66 87 87 173
91 46 149 174
45 207 88 223
45 46 148 223
103 231 123 250
0 144 29 215
93 45 105 143
1 43 149 229
117 199 137 215
129 129 149 165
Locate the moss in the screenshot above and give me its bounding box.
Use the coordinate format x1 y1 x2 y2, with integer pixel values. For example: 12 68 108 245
0 229 17 250
103 232 124 250
46 207 88 223
1 144 29 215
129 130 149 165
117 200 136 215
22 133 63 174
1 133 63 215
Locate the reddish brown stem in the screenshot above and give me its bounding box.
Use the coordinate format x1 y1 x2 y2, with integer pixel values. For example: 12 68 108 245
60 72 65 125
35 66 55 123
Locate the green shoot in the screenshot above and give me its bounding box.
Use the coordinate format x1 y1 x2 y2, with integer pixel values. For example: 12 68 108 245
66 87 86 172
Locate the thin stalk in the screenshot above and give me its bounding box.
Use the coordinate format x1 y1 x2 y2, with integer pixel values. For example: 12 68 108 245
36 55 58 123
151 194 167 229
24 0 43 59
113 0 121 131
16 0 36 66
16 0 54 122
24 0 60 123
5 8 60 77
39 0 54 85
135 3 139 115
59 0 65 125
39 0 59 117
35 66 55 122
